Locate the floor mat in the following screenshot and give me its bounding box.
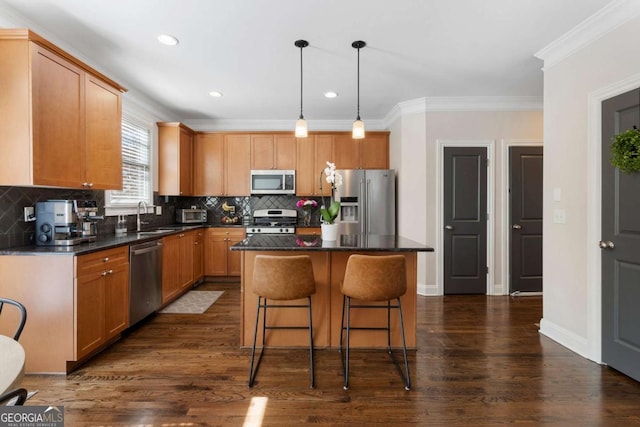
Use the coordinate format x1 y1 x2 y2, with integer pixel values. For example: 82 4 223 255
158 290 224 314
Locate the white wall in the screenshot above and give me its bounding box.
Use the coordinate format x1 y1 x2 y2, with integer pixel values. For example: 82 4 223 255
389 108 542 295
538 10 640 362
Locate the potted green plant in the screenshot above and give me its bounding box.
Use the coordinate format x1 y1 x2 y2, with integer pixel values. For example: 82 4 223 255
610 128 640 173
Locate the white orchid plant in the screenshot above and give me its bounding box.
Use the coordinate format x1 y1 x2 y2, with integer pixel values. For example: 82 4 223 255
320 161 343 224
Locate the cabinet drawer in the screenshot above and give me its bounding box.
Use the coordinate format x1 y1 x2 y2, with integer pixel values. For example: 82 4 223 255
77 246 129 275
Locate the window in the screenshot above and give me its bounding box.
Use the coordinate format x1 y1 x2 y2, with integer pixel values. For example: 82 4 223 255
106 117 152 209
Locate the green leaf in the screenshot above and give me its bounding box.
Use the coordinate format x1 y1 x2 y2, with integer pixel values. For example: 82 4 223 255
320 201 341 224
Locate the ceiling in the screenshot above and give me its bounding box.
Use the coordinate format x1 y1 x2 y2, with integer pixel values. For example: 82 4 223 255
0 0 614 126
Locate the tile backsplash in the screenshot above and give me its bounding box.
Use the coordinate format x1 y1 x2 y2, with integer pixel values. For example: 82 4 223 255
0 186 325 250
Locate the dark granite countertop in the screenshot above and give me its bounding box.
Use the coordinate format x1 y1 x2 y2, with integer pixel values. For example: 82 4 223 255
230 234 433 252
0 225 205 256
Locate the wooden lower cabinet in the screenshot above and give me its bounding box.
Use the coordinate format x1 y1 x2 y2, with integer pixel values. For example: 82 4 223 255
193 229 204 282
204 228 246 276
162 230 197 304
76 246 129 360
296 227 321 236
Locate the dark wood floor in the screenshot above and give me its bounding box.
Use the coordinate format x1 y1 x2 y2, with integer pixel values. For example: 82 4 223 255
20 281 640 426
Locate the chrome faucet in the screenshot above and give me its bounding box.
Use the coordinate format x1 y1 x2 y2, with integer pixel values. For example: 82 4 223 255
137 201 149 232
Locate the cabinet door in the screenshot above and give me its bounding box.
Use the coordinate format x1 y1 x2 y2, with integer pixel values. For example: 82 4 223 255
31 44 84 188
296 135 315 196
179 127 193 196
158 123 194 196
204 230 229 276
162 235 181 303
85 75 123 190
178 232 194 290
194 133 224 196
274 135 297 169
193 230 204 281
76 271 105 358
333 134 359 169
225 134 251 196
104 262 129 338
227 230 246 276
296 227 321 236
315 135 334 196
360 133 389 169
251 134 275 169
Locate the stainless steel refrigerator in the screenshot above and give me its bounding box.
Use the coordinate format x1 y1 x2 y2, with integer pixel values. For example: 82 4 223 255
334 169 396 235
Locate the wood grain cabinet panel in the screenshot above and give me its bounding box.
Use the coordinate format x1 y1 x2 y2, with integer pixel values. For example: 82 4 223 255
333 132 389 170
204 228 246 276
0 30 124 189
76 246 129 359
194 133 224 196
158 122 194 196
296 134 334 197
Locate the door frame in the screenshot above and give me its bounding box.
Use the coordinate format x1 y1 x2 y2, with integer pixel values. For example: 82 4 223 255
436 140 495 295
586 72 640 364
500 140 543 296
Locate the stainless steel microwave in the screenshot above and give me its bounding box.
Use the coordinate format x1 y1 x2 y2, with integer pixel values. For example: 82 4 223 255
250 170 295 194
176 208 207 223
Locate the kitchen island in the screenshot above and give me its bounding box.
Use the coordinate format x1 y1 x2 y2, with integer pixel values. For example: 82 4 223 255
231 234 433 349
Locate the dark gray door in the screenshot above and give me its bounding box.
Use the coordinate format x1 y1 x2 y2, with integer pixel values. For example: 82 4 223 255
509 146 543 293
602 88 640 382
443 147 487 294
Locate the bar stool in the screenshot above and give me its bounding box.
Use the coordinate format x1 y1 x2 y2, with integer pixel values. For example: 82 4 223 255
249 255 316 388
339 254 411 390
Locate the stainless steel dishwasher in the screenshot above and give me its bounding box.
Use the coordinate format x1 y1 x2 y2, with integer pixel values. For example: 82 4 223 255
129 239 163 326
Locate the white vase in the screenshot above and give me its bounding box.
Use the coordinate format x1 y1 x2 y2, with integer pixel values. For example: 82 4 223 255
321 223 339 241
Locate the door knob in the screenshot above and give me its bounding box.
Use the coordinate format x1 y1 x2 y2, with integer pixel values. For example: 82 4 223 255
445 225 453 230
512 224 522 230
598 240 615 249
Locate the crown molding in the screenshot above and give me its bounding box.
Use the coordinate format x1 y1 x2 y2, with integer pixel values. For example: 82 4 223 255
535 0 640 70
384 96 542 127
184 119 388 132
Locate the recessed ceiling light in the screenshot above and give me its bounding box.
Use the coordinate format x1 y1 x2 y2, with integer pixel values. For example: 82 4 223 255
209 91 223 97
324 91 338 99
157 34 179 46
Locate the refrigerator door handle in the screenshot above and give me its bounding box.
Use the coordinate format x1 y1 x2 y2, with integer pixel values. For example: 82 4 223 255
360 178 366 234
366 178 371 234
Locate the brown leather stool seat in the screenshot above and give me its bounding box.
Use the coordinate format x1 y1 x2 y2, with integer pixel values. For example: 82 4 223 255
340 254 411 390
249 255 316 388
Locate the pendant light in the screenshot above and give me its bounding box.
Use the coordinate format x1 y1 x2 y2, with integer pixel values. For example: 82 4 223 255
352 40 366 139
295 39 309 138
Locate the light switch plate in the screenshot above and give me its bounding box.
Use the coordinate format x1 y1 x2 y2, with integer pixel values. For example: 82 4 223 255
553 187 562 202
553 209 566 224
24 206 35 222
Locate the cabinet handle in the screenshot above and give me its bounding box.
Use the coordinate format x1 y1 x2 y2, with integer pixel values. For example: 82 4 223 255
194 242 199 245
103 257 109 262
179 233 185 237
101 271 108 276
107 269 113 275
88 182 94 188
82 182 89 187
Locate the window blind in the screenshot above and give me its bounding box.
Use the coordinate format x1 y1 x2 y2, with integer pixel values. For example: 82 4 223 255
109 119 151 205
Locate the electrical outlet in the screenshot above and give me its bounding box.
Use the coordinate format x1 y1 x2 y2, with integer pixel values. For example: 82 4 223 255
24 206 35 222
156 206 162 215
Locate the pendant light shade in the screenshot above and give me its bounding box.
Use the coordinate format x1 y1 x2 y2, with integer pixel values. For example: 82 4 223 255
295 39 309 138
352 40 366 139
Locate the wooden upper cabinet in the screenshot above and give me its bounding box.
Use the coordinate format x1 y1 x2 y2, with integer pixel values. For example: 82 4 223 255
332 132 389 170
251 134 274 169
251 134 297 170
333 134 360 170
224 134 251 196
297 134 334 196
193 133 224 196
360 132 389 169
84 75 123 189
0 29 125 189
158 122 194 196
